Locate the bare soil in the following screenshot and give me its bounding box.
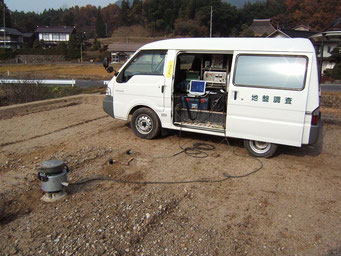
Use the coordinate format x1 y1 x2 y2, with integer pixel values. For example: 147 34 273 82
0 94 341 256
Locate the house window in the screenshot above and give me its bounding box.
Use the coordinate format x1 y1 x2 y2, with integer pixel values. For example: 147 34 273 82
112 55 119 63
60 34 67 41
52 33 59 41
42 33 50 41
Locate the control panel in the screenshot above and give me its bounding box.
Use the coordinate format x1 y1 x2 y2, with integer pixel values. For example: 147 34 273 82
203 71 227 84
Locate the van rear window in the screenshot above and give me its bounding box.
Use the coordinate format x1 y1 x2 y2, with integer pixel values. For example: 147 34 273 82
234 55 307 90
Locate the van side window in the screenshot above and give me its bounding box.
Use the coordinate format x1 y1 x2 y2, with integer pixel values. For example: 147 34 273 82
234 55 308 90
119 51 166 83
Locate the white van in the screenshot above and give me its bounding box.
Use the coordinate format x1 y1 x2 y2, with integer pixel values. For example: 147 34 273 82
103 38 321 157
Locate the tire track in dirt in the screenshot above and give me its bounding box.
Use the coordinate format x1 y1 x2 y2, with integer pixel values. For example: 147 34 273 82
0 115 108 147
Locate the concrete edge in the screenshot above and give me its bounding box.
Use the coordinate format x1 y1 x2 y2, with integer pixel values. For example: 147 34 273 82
0 94 105 120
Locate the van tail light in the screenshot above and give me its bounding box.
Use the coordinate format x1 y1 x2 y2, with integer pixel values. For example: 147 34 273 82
311 107 320 125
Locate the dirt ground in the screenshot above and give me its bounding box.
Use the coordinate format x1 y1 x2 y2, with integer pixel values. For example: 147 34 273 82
0 94 341 256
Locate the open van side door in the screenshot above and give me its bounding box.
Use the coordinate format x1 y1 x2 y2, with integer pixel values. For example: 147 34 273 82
226 52 313 147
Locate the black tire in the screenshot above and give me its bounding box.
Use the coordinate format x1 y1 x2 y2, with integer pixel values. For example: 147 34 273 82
244 139 278 158
131 108 161 139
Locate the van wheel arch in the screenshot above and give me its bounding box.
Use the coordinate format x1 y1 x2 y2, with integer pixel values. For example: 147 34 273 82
130 107 161 139
244 140 278 158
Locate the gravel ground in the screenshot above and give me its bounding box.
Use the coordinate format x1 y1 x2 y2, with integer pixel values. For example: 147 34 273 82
0 94 341 256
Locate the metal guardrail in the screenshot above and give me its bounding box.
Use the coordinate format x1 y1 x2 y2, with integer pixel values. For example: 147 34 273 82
0 79 76 86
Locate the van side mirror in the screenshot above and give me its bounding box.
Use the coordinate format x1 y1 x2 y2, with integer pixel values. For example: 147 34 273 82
106 66 114 73
103 57 109 69
103 57 116 73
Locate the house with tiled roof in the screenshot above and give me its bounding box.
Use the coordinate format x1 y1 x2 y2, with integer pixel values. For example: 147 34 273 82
268 23 341 74
310 30 341 73
107 42 145 63
267 28 316 39
0 28 31 49
35 26 75 46
248 19 276 37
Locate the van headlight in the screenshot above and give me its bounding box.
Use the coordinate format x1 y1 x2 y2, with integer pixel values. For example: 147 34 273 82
106 86 111 96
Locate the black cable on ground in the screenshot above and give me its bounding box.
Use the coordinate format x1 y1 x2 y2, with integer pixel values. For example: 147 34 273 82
69 157 262 186
69 135 264 186
69 95 264 186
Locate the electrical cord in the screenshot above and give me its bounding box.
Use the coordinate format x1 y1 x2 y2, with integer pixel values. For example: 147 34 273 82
197 93 226 123
69 148 263 186
69 144 262 186
183 95 201 121
182 92 226 124
68 105 264 186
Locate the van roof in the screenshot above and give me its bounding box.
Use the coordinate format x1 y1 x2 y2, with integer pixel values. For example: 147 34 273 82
140 37 315 53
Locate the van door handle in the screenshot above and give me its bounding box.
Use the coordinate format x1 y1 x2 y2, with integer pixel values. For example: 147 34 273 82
161 85 165 93
234 91 237 100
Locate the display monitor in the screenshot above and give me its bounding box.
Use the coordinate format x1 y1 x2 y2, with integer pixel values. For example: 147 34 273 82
189 80 206 96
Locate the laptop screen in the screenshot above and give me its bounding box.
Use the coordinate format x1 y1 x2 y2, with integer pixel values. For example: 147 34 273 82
189 80 206 96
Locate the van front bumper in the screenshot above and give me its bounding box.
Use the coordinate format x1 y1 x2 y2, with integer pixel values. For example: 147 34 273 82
103 95 114 118
308 119 322 145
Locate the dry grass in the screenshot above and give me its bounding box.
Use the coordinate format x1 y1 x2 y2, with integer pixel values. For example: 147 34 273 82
97 25 168 45
0 63 122 80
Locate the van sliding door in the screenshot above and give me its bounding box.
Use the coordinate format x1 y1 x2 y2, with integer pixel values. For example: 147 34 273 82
226 52 312 147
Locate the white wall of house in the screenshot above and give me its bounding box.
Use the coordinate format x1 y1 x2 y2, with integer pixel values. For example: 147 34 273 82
271 33 289 38
323 43 337 58
315 42 337 58
38 33 70 42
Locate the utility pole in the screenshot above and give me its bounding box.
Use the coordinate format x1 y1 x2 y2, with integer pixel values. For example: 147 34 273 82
3 6 6 48
318 32 326 82
209 6 213 38
80 32 85 62
80 40 83 62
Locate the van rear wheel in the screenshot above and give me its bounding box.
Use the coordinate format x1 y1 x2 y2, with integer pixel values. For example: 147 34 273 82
244 140 277 158
131 108 161 139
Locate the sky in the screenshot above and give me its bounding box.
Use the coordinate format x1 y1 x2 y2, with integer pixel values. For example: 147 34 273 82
6 0 117 13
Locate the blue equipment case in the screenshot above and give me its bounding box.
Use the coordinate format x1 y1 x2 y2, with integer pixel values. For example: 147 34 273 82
181 96 209 110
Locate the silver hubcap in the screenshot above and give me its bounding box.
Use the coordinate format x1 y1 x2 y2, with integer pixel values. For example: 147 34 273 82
135 115 153 134
249 141 271 154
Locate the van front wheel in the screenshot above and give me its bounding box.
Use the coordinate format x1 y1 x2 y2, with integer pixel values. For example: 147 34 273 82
244 140 277 158
131 108 161 139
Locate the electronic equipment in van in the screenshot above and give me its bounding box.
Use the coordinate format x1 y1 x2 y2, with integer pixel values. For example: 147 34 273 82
204 71 227 84
188 80 206 96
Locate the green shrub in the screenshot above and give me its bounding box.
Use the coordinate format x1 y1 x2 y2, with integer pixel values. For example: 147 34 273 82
0 82 52 106
17 48 65 55
330 63 341 80
0 49 15 60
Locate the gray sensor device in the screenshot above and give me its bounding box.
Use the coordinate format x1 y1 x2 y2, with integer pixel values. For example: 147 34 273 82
38 160 69 202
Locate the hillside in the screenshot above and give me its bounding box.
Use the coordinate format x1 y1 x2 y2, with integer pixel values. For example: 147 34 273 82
224 0 264 8
114 0 263 8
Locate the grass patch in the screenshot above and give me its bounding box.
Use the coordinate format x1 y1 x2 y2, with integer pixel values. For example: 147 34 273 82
0 63 122 80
